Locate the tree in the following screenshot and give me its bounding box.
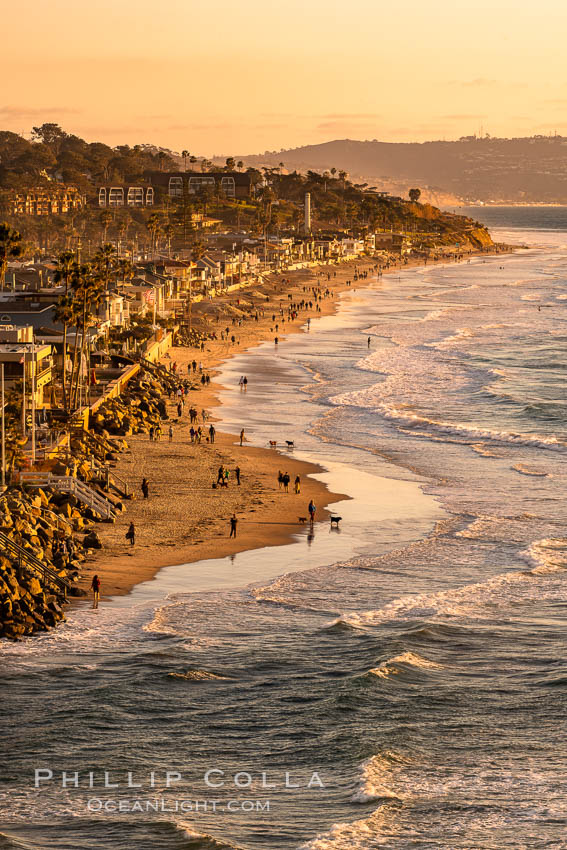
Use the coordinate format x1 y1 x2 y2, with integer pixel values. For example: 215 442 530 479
31 123 67 155
54 250 77 411
189 155 197 169
100 210 112 244
409 188 421 203
0 223 23 291
237 160 244 171
68 263 105 408
147 213 162 253
225 157 235 171
191 240 205 264
181 150 189 171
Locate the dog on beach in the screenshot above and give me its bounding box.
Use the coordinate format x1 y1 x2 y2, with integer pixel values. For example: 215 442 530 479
330 516 342 527
285 440 294 448
269 440 277 447
298 516 307 524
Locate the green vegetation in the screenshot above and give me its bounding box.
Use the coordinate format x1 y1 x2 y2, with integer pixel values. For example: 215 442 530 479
0 125 493 254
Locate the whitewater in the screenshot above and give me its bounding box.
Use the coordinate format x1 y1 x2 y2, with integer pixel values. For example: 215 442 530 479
1 206 567 849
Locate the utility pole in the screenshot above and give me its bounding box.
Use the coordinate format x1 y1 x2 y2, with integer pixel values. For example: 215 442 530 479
1 363 5 487
21 349 26 437
31 340 36 465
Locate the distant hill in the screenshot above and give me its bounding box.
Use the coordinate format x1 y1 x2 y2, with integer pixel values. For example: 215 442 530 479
238 137 567 204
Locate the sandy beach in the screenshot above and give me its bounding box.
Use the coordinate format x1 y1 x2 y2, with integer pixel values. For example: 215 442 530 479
81 252 489 600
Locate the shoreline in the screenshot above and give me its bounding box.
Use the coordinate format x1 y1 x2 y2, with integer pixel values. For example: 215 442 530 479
82 249 504 603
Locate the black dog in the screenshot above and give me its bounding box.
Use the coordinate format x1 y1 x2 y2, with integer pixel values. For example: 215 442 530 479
330 516 342 527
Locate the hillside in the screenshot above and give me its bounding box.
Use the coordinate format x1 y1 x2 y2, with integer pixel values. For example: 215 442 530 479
239 137 567 204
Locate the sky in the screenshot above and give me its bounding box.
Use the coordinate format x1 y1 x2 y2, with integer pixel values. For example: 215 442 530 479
2 0 566 155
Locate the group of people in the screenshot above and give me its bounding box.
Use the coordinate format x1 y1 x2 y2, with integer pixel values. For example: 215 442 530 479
278 471 301 494
238 376 249 391
216 464 241 488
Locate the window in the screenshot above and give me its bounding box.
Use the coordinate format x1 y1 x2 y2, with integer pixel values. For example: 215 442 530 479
188 176 215 194
146 187 154 206
168 177 184 197
98 188 107 207
108 188 124 207
220 176 235 197
127 187 144 207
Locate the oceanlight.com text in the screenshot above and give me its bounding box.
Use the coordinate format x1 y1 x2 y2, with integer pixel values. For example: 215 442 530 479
87 798 271 814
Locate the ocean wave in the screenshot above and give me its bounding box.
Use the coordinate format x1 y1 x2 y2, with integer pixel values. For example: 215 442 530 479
299 806 393 849
338 539 567 627
174 821 243 849
0 833 39 850
167 670 230 682
512 463 550 476
368 651 443 681
375 404 566 451
350 755 405 804
520 538 567 574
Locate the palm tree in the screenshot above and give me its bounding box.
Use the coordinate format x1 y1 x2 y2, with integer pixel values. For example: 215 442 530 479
0 223 23 291
54 250 76 410
163 222 175 257
100 210 112 244
225 157 235 171
147 213 161 254
181 150 189 171
189 155 197 169
237 160 244 171
69 264 105 408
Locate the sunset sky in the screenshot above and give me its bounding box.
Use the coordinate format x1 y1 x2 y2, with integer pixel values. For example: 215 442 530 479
2 0 566 154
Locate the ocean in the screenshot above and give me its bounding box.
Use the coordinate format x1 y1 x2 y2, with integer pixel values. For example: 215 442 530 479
1 207 567 849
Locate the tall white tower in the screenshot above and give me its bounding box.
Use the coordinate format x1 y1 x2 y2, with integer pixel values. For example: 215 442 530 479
304 193 311 233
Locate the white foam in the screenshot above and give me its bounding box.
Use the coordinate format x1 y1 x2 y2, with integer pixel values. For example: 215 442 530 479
340 538 567 626
369 651 443 680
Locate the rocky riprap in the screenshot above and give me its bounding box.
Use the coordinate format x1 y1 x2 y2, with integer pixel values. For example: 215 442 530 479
0 485 111 639
90 368 183 437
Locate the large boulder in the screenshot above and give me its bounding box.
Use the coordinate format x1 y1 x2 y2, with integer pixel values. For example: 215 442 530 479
83 530 102 550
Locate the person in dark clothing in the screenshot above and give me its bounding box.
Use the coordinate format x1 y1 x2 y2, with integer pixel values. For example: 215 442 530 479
126 522 136 546
229 514 238 538
217 465 225 484
282 472 290 492
91 574 100 609
235 466 241 485
141 478 149 499
209 424 216 443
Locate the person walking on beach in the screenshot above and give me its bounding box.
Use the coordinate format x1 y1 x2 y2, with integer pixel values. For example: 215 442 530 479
217 465 225 484
283 472 290 493
209 424 216 443
308 500 316 525
239 375 244 390
229 513 238 538
235 466 241 485
141 478 149 499
240 428 245 446
294 475 301 494
126 522 136 546
278 470 284 489
91 574 100 609
367 336 371 348
168 425 173 442
243 376 248 391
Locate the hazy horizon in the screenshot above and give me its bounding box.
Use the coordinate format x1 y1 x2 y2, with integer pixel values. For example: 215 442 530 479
2 0 567 155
